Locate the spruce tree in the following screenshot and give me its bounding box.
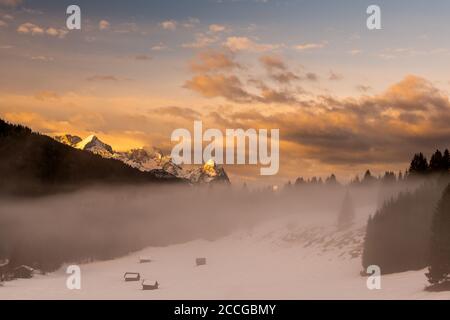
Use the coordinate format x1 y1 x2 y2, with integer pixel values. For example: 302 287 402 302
426 184 450 284
409 153 429 175
295 177 305 185
430 150 443 172
338 191 355 230
362 170 376 185
326 174 338 185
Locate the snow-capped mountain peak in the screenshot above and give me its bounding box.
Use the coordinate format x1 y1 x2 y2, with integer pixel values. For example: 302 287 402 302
75 135 114 157
203 159 218 177
185 159 230 184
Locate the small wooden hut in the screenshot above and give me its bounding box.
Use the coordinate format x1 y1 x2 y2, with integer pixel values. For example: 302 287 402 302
123 272 140 282
142 279 159 290
196 258 207 266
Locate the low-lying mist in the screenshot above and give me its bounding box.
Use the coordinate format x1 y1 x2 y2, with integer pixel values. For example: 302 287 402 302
0 180 421 272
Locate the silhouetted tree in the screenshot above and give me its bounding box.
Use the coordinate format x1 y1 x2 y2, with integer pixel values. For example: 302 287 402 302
381 171 396 184
295 177 305 185
409 153 429 175
362 170 376 185
426 184 450 284
326 174 338 185
430 150 444 172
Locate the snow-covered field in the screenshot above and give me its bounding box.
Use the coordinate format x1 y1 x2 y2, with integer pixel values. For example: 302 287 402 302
0 209 448 300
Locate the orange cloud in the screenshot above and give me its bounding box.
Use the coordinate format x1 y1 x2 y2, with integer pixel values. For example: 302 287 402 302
294 42 327 51
99 20 110 31
184 74 254 103
190 49 240 73
224 36 278 52
259 55 286 70
17 23 67 38
160 20 177 31
17 22 44 35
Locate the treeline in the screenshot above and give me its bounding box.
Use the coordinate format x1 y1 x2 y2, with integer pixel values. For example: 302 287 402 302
362 149 450 275
286 149 449 189
409 150 450 176
0 119 182 196
291 170 401 188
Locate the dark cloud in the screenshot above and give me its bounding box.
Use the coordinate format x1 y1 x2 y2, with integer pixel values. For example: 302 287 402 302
257 85 299 104
305 72 319 82
202 75 450 168
270 71 300 84
260 54 300 84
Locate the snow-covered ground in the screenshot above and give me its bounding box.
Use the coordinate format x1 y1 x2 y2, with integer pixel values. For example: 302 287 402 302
0 209 448 300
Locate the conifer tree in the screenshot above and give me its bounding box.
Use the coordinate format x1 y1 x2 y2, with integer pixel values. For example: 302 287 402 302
430 150 443 172
326 174 338 185
362 170 376 184
409 153 429 175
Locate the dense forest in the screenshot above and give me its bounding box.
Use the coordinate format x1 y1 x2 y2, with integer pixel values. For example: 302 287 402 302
0 119 183 196
427 184 450 285
362 149 450 275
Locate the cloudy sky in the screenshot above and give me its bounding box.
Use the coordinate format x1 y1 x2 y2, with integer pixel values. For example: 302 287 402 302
1 0 450 185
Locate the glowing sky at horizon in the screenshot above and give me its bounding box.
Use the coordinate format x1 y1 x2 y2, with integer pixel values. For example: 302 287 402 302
1 0 450 185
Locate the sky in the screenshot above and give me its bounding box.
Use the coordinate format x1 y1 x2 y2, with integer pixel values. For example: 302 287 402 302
1 0 450 186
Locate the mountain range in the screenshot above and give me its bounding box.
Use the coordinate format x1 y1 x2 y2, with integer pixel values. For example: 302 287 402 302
54 134 230 185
